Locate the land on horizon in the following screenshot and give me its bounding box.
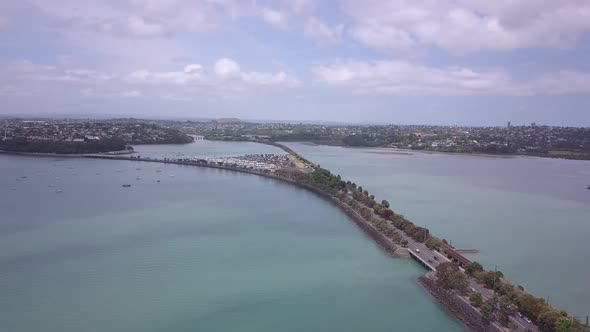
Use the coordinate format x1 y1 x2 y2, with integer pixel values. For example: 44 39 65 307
4 117 588 160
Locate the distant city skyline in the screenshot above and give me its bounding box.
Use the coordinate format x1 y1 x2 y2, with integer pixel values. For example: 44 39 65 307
1 1 590 126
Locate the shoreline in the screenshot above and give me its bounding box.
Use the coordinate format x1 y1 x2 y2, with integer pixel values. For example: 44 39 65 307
273 140 590 161
0 149 135 158
86 154 403 258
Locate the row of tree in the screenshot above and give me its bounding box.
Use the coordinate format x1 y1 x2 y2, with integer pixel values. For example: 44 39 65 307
279 164 584 331
460 261 585 331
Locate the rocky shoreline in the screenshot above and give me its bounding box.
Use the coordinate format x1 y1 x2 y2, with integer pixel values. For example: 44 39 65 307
418 274 503 332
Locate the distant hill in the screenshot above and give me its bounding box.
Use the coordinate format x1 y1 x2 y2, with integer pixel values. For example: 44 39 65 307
216 118 241 124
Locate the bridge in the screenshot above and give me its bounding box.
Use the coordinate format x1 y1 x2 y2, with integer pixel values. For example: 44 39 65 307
408 249 437 270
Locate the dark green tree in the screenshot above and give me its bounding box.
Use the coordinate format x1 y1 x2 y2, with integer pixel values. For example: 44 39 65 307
469 292 483 307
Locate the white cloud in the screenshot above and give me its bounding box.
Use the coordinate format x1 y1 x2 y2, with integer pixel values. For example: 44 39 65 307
126 58 298 89
127 15 166 37
260 7 287 28
162 93 191 101
344 0 590 54
311 59 590 96
304 17 344 43
183 64 202 74
81 88 142 98
120 90 142 98
214 58 241 78
288 0 315 16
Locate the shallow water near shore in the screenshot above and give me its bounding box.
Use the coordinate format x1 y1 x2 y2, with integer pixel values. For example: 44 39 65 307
0 150 462 332
284 142 590 316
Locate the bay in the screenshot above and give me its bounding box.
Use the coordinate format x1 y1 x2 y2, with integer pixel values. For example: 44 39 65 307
0 144 462 332
284 142 590 316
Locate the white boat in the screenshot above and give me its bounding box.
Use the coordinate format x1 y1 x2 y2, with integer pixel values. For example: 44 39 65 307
55 189 63 193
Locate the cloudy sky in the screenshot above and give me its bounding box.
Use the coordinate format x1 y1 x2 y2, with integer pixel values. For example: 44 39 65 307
1 0 590 125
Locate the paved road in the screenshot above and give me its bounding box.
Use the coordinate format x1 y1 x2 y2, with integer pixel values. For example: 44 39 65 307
398 227 539 332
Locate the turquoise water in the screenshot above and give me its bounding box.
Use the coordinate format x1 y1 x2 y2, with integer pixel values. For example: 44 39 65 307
0 152 462 332
284 142 590 316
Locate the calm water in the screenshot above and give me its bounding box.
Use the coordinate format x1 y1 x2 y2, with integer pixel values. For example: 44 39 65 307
133 139 284 159
284 142 590 316
0 149 462 331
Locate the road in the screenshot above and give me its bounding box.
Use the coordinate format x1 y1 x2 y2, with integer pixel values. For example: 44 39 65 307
399 229 539 332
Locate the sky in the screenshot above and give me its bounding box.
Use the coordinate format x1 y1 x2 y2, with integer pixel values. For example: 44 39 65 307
1 0 590 126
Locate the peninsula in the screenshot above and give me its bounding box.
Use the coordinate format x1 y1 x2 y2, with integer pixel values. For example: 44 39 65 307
0 119 193 154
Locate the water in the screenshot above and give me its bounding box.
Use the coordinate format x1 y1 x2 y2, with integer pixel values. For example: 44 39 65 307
284 142 590 316
133 140 284 159
0 151 462 332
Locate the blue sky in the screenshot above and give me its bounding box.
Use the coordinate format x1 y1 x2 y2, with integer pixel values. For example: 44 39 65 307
1 0 590 126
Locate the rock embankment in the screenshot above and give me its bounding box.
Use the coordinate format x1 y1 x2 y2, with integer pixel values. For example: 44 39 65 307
418 273 503 332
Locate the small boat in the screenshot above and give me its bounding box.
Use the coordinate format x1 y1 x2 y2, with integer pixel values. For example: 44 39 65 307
11 187 16 190
20 176 27 179
122 184 132 188
136 177 141 180
16 178 21 181
587 185 590 190
157 180 161 183
170 175 175 178
48 184 54 188
55 189 63 193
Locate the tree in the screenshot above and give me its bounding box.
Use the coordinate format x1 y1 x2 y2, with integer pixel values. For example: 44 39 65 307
464 262 484 275
480 299 497 323
538 310 562 332
363 190 369 196
425 237 440 250
369 194 375 200
436 262 468 292
516 293 547 321
555 317 574 332
469 292 483 307
381 200 390 208
358 186 363 192
497 295 517 324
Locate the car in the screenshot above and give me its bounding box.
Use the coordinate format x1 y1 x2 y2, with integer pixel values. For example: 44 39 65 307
470 287 476 293
415 248 420 253
524 317 532 324
433 256 438 261
428 259 433 263
517 312 523 318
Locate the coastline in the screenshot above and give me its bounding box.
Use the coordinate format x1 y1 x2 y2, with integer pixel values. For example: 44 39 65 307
272 140 590 161
0 149 135 158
